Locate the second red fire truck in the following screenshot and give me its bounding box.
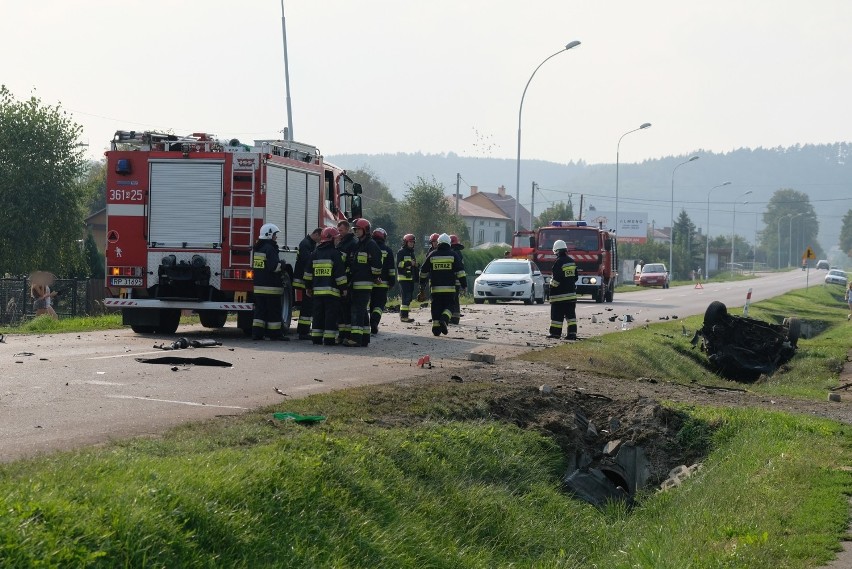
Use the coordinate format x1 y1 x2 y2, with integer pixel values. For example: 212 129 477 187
511 220 618 303
102 130 362 335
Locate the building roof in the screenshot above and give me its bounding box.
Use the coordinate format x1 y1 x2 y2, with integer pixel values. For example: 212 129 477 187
467 192 532 229
450 198 510 220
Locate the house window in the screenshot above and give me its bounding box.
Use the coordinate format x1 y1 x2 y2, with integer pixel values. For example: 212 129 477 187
494 231 501 243
479 220 484 225
478 229 485 244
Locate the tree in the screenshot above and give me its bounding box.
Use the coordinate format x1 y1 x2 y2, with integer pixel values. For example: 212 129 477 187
398 177 468 247
0 86 88 276
840 209 852 256
534 198 574 229
83 160 107 215
347 167 400 244
758 189 820 268
672 209 700 279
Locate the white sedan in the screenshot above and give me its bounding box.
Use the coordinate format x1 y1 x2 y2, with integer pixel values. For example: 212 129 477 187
824 269 848 287
473 259 546 305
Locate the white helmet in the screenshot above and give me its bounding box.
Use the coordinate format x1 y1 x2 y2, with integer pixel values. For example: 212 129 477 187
437 233 451 245
259 223 280 239
552 239 567 253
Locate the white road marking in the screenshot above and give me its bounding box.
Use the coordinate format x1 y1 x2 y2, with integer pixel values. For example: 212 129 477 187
106 395 247 409
89 350 168 360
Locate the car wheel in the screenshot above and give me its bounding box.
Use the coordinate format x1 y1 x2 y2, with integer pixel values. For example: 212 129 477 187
704 301 728 326
784 317 801 347
474 298 484 304
488 299 497 304
524 286 534 305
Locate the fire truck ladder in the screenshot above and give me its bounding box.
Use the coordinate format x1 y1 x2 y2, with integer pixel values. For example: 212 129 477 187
228 168 256 268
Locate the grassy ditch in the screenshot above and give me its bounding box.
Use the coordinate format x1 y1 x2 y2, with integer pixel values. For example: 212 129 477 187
523 284 852 400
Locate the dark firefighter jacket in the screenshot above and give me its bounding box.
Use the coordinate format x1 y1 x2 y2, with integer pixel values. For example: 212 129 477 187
419 243 466 294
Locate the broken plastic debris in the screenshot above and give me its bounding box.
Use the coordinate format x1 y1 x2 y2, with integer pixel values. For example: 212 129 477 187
273 412 326 423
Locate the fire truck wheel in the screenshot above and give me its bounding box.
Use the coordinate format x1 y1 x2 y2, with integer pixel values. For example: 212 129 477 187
130 325 157 334
199 310 228 328
280 273 293 334
595 288 604 303
157 309 181 335
605 284 614 303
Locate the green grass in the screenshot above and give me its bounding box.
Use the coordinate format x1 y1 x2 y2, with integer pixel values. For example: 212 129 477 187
524 284 852 400
0 389 848 568
0 313 125 335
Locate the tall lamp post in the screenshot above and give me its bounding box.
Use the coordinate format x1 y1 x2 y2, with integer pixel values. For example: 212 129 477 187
788 212 803 267
704 181 731 279
615 123 652 235
514 41 581 233
669 156 700 278
731 190 752 269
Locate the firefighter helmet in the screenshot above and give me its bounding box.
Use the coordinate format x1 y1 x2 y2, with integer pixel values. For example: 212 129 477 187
450 234 464 249
259 223 280 239
552 239 568 253
437 233 451 245
403 233 416 244
353 218 371 233
372 228 387 241
320 227 339 244
429 233 439 244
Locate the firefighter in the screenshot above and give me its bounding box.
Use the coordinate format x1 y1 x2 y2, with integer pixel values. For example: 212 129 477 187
251 223 288 341
449 234 466 324
419 233 465 336
293 227 322 340
427 232 439 253
303 227 348 346
336 219 357 343
396 233 418 323
369 228 396 334
344 218 382 347
548 239 578 340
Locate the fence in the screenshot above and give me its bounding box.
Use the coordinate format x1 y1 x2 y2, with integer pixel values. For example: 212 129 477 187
0 278 105 326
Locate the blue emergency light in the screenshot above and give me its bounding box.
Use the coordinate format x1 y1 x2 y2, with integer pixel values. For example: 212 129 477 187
550 220 587 227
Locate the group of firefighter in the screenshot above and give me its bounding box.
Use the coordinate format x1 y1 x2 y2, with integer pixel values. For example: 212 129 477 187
251 220 579 344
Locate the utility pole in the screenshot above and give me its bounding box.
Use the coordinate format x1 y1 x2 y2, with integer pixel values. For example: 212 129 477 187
280 0 294 140
455 173 460 215
531 181 537 227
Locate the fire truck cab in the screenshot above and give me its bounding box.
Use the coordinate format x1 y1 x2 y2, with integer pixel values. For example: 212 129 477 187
511 220 618 303
103 130 361 335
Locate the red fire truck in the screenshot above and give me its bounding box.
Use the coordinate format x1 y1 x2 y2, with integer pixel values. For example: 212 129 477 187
511 220 618 303
102 130 362 335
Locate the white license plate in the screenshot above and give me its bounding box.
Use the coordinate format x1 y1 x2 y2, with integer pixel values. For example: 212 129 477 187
110 277 143 287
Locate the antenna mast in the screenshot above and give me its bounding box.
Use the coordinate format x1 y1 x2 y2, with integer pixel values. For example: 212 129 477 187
280 0 294 141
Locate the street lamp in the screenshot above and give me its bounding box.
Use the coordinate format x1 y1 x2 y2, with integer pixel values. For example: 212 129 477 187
731 190 752 269
704 181 731 279
514 41 581 233
615 122 652 235
788 213 803 267
669 156 699 278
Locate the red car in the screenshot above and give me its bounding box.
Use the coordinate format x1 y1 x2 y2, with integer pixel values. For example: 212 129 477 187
634 263 670 289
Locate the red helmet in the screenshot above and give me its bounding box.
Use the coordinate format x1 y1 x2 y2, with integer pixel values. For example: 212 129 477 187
429 233 439 244
372 228 387 241
353 218 371 233
403 233 416 244
450 234 460 246
320 226 340 243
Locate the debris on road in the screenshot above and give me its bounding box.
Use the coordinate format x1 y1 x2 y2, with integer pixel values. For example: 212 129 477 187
135 356 232 367
154 337 223 350
272 412 326 423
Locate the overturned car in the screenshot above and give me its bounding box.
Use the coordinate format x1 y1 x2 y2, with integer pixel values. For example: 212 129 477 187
692 301 800 382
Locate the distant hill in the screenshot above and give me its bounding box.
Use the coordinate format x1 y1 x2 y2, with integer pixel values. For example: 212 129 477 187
329 144 852 253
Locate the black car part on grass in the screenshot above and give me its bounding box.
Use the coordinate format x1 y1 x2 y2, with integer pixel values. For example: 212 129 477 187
692 301 800 382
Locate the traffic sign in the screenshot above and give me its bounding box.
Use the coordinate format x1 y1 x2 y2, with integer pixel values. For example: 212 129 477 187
803 246 816 260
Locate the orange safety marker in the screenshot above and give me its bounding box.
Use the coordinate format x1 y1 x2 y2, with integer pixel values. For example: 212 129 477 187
694 282 703 289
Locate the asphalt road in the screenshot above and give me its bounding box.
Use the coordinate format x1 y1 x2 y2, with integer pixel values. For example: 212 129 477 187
0 270 815 462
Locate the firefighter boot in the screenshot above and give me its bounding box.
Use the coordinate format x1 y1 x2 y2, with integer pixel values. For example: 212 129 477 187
370 311 380 335
400 309 414 323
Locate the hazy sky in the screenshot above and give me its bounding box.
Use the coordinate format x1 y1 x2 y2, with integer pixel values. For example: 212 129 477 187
5 0 852 168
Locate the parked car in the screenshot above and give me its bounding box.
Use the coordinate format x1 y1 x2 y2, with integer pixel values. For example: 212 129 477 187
816 259 830 270
824 269 848 286
634 263 670 289
473 259 546 305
